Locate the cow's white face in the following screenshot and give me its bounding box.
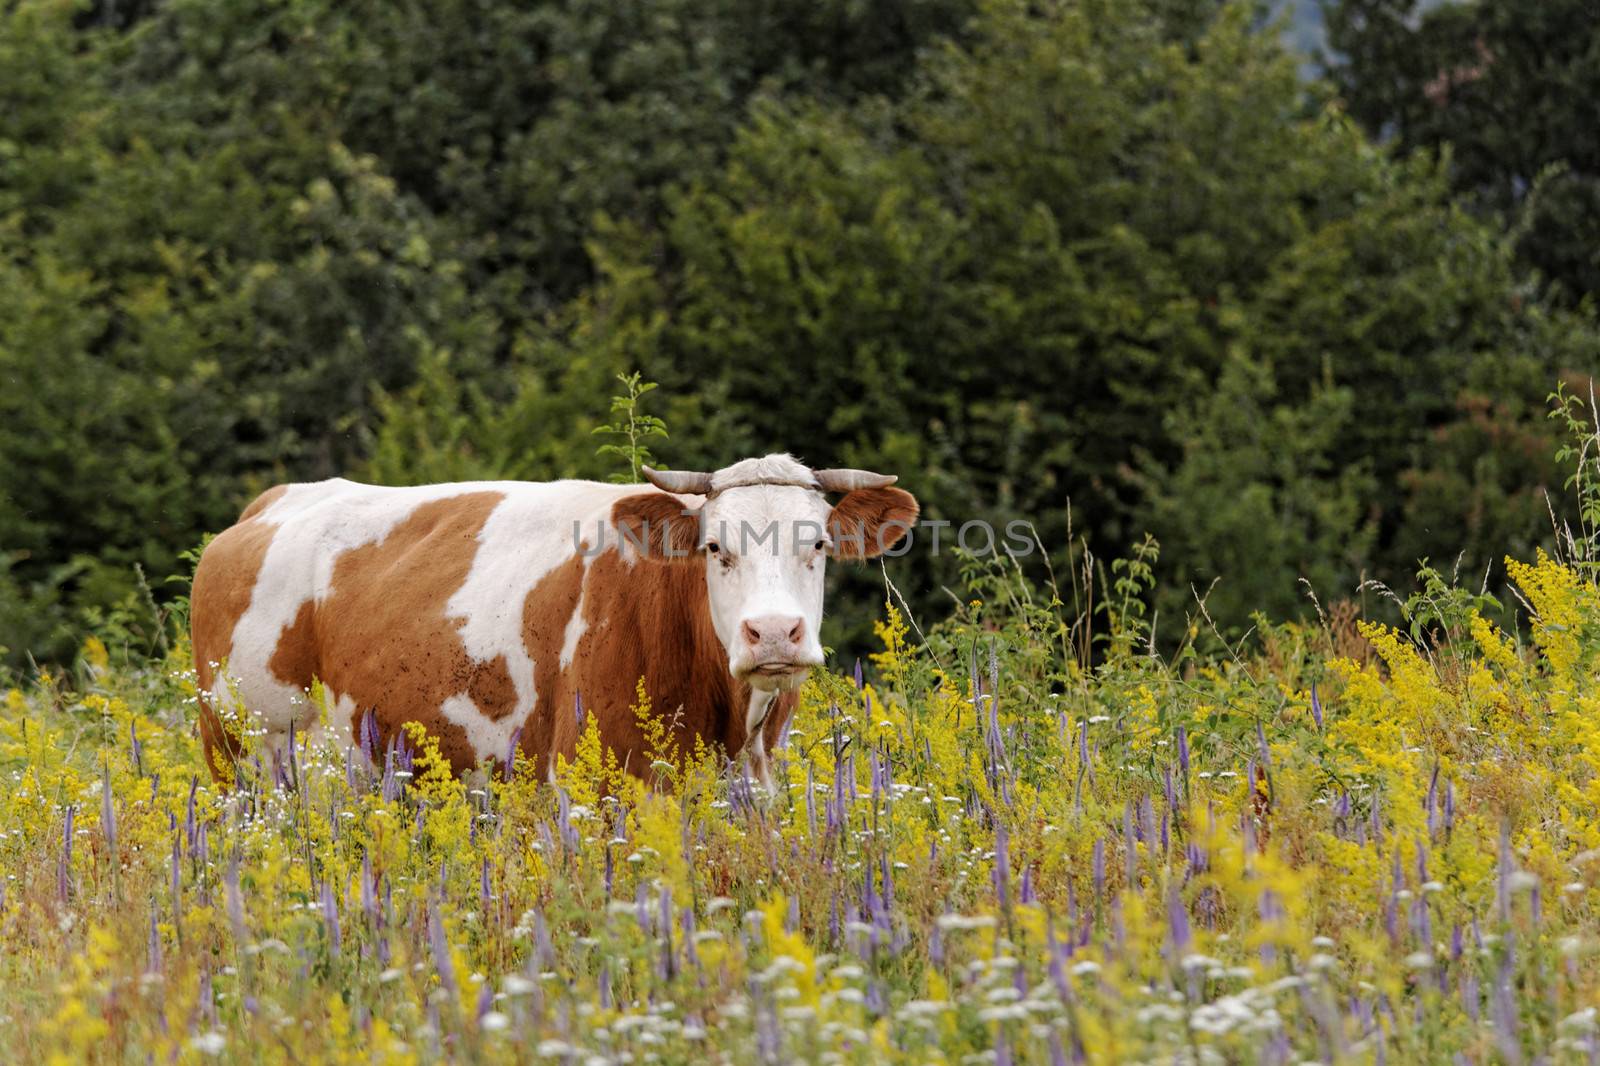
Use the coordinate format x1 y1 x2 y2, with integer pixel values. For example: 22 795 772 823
612 454 920 696
699 483 832 692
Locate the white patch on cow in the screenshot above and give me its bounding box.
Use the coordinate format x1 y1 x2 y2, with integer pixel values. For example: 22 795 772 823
436 693 519 762
742 689 776 790
558 579 589 669
744 689 779 743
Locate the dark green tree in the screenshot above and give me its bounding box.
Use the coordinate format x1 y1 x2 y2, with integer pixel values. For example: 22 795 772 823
1324 0 1600 305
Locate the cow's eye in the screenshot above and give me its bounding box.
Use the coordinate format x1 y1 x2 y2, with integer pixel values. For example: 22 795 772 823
814 540 827 552
706 542 720 555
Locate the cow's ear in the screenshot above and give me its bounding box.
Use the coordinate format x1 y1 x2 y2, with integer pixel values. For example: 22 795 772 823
612 493 702 561
828 487 919 560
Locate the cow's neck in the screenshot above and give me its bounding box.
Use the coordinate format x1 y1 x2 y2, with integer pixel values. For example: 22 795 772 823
657 558 752 754
560 549 754 764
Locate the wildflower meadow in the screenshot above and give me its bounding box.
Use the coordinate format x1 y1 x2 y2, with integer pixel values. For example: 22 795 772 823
7 491 1600 1063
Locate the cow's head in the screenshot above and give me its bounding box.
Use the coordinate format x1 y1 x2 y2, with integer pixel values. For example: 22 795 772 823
612 454 918 693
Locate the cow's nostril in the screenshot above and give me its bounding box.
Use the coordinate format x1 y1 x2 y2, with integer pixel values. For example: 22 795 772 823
741 620 762 647
787 619 804 644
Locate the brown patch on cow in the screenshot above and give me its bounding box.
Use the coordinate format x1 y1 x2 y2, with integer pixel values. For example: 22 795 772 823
611 492 702 560
518 552 590 772
521 546 773 781
463 655 518 719
237 484 289 523
311 492 509 774
828 487 920 559
268 599 318 692
191 516 280 780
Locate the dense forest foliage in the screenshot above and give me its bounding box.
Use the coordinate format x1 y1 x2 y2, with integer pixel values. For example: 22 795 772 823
1 0 1597 668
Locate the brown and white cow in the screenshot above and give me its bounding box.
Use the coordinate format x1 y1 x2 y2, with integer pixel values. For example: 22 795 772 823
191 454 918 784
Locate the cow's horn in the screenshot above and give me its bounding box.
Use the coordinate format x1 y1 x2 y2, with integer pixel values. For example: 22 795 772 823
641 465 714 495
813 468 898 492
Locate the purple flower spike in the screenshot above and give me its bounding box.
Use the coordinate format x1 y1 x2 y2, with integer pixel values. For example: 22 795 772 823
1046 911 1071 1000
146 904 163 976
185 777 198 849
129 721 144 777
475 983 494 1022
994 823 1011 912
1310 684 1323 731
1491 951 1519 1062
805 762 817 837
1461 973 1479 1022
60 804 75 896
682 907 700 970
555 787 579 852
361 851 377 925
533 907 554 969
1123 805 1138 887
1497 821 1513 923
99 762 117 858
635 881 652 934
1258 890 1280 967
428 900 458 998
664 886 680 974
1426 764 1440 839
574 691 584 729
1092 838 1106 900
504 726 523 782
225 853 246 943
321 878 341 957
1168 884 1191 954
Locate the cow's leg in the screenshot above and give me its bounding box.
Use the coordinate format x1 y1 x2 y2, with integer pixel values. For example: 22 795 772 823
197 689 244 784
205 667 320 788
